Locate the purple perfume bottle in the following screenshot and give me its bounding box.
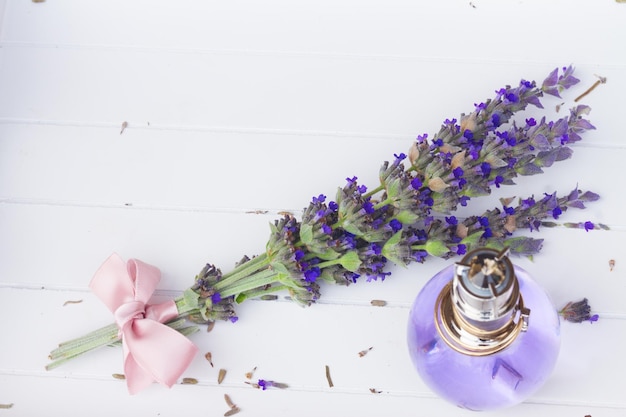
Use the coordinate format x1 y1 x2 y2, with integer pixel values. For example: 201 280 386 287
407 247 560 411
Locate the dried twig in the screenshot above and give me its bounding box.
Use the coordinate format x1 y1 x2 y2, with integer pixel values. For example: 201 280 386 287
63 299 83 306
325 365 334 387
574 75 607 102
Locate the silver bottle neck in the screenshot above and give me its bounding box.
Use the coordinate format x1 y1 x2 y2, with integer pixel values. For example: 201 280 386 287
434 247 530 356
452 248 520 330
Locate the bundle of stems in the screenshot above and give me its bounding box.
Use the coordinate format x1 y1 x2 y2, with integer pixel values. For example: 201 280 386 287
47 66 604 371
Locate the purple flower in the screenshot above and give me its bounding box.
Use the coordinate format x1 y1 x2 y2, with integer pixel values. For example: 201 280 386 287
321 224 332 234
505 92 519 103
559 298 598 323
463 129 474 140
584 221 595 231
412 250 428 263
256 379 288 390
491 113 501 127
389 219 403 232
304 267 321 282
211 292 222 304
445 216 458 226
552 206 562 219
455 244 467 255
452 167 464 179
521 197 535 209
411 177 423 190
480 162 491 177
312 194 326 204
329 201 338 211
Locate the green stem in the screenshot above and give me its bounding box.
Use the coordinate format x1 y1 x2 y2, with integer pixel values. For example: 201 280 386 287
373 197 394 210
316 258 343 269
213 253 271 292
236 284 290 303
362 184 385 199
218 268 279 298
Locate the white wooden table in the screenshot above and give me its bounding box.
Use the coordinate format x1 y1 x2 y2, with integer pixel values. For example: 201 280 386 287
1 1 625 416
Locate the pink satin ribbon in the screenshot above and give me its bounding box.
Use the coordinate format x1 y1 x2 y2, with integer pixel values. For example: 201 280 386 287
90 254 198 394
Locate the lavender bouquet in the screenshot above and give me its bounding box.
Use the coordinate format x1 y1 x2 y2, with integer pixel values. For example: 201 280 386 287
46 66 604 391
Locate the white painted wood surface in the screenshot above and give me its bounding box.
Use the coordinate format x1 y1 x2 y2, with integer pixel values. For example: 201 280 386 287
1 1 625 415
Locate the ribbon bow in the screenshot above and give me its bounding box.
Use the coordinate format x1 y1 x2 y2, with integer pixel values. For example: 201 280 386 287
90 254 198 394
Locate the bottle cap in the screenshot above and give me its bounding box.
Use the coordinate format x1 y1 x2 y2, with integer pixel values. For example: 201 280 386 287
435 247 530 356
452 247 518 326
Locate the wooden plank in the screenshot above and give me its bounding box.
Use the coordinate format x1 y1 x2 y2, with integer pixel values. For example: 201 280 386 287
0 287 624 412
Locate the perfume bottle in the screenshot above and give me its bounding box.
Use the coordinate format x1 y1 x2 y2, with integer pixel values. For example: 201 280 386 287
407 247 560 411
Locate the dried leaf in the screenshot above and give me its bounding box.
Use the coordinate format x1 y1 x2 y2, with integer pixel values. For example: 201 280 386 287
459 113 476 133
63 299 83 306
224 407 241 416
182 377 198 385
0 404 13 409
245 366 257 380
205 352 214 367
245 210 268 214
609 259 615 271
224 394 235 408
370 299 386 307
369 388 382 394
358 347 373 357
206 321 215 332
504 215 517 233
455 223 468 239
112 373 125 380
277 211 294 216
120 121 128 135
218 368 227 384
427 176 450 192
450 150 466 169
325 365 334 387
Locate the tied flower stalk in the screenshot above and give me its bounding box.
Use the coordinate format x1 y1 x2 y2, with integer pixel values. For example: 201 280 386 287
47 66 606 372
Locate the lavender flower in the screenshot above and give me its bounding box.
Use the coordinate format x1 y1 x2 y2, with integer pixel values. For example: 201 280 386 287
255 379 289 390
46 67 605 373
559 298 599 323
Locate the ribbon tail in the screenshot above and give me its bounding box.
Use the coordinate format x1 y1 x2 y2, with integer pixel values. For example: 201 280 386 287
122 320 199 393
124 350 156 395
